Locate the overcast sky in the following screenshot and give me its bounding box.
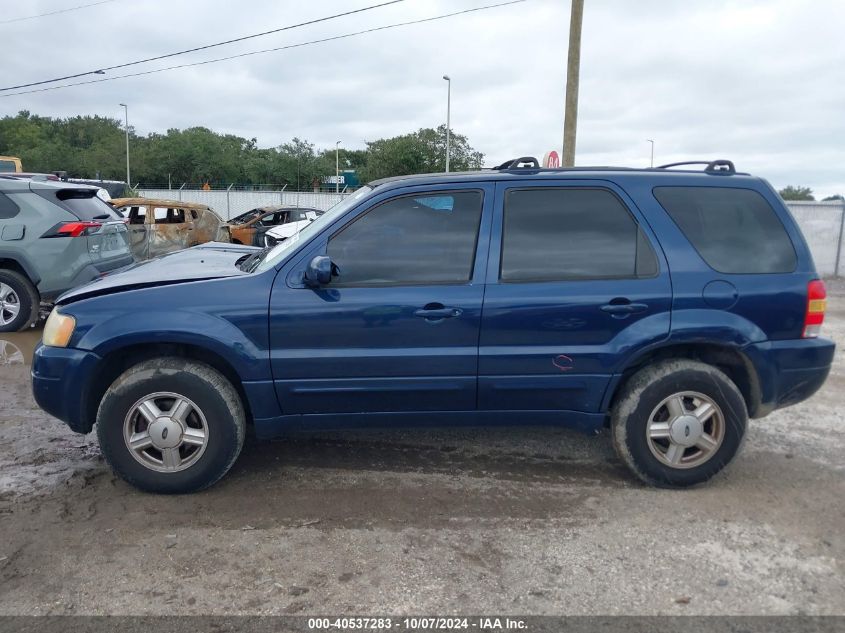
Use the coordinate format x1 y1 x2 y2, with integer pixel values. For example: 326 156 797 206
1 0 843 196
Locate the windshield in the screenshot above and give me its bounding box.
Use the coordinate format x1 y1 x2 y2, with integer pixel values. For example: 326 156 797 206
253 186 372 272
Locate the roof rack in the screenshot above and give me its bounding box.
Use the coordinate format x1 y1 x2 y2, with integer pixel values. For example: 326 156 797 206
492 156 541 170
656 159 736 175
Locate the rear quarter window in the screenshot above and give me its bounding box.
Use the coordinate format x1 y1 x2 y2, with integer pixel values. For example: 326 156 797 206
0 192 20 219
653 186 797 274
36 188 123 221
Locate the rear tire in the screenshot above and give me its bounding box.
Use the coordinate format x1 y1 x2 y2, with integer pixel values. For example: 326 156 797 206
611 359 747 488
0 269 39 332
96 358 246 494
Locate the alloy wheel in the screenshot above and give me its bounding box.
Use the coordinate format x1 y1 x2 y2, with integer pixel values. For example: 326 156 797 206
645 391 725 469
123 392 209 473
0 283 20 327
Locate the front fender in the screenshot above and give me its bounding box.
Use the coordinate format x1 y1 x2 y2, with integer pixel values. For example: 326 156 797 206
79 311 267 381
63 275 274 382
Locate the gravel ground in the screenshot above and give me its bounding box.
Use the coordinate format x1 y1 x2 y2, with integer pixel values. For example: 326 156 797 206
0 297 842 616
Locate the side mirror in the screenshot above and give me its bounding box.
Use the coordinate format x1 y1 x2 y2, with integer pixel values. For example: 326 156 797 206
304 255 333 287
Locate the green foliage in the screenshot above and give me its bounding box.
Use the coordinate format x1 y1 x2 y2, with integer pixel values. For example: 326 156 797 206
0 112 484 188
822 194 844 202
778 185 815 201
361 125 484 182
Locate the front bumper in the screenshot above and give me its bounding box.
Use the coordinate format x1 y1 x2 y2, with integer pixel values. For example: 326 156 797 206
31 343 101 433
744 337 835 417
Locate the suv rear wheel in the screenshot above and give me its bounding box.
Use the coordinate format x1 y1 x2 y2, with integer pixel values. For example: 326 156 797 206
0 269 39 332
611 359 747 487
96 358 246 494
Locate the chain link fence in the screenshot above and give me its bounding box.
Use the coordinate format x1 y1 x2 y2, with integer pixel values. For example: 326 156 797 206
134 188 845 277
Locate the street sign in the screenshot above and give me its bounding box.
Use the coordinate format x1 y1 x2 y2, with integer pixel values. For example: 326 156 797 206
543 151 561 168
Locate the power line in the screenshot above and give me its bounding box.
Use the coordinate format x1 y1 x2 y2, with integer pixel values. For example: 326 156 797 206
0 0 527 99
0 0 120 25
0 0 406 91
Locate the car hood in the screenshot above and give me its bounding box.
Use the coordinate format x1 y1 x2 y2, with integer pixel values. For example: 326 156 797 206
57 242 260 305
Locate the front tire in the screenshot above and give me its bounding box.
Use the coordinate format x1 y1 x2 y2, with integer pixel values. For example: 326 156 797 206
611 359 747 488
96 358 246 494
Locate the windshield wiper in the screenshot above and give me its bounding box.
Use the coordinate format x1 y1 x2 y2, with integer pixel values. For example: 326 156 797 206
238 246 272 273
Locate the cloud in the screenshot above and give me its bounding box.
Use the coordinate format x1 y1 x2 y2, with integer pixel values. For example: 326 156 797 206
1 0 842 196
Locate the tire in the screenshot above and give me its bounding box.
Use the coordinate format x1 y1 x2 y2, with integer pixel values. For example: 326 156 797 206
0 269 39 333
611 359 747 488
96 358 246 494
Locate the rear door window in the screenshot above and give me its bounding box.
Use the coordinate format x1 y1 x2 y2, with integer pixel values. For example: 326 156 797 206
154 207 186 224
653 186 797 273
500 188 658 282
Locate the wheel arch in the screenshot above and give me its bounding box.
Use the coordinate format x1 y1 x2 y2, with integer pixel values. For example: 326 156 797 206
83 342 254 433
0 254 41 289
605 342 762 419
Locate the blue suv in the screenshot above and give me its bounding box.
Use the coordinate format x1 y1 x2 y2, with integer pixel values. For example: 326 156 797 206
31 159 834 493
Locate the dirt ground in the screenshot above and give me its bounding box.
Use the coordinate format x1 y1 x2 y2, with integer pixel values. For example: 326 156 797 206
0 296 843 617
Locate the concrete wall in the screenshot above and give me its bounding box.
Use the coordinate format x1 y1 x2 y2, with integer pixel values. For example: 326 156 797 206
137 189 348 220
784 201 845 276
137 189 845 277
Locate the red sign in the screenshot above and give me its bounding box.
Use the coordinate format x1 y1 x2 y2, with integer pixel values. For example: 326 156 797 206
543 150 560 168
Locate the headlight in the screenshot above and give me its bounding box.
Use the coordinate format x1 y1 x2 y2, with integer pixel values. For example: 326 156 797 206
43 309 76 348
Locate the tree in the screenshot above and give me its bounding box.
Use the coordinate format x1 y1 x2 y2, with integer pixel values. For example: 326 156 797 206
360 125 484 181
0 111 487 188
778 186 815 201
823 194 844 202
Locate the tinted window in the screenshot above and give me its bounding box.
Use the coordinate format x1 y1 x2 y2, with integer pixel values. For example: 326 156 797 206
0 192 20 219
328 191 483 286
654 186 796 274
0 161 16 174
501 188 657 282
36 188 122 221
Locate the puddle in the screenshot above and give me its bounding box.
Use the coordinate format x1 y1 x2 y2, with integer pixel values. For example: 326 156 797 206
0 327 42 366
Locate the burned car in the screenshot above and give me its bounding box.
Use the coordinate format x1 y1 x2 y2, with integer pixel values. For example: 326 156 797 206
229 205 322 246
111 198 231 260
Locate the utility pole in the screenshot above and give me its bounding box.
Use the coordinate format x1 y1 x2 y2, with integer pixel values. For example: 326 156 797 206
647 139 654 167
335 140 341 194
562 0 584 167
119 103 130 187
443 75 451 172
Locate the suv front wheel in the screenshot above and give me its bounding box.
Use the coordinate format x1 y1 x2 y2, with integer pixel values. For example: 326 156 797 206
96 358 246 493
611 359 747 487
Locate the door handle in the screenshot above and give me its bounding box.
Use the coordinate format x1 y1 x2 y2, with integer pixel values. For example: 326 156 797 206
601 302 648 315
414 304 462 320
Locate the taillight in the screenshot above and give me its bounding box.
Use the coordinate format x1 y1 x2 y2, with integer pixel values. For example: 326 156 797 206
803 279 827 338
43 221 102 238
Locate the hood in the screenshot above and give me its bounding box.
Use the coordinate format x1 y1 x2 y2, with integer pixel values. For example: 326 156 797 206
57 242 260 305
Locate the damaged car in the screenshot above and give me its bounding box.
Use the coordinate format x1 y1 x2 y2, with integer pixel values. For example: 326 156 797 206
229 205 322 246
110 198 231 260
263 210 321 247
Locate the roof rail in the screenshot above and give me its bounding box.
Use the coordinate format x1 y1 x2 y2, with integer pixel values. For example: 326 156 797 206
656 159 736 175
492 156 541 170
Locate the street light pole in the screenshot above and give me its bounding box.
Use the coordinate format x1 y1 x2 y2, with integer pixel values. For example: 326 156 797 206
562 0 584 167
443 75 451 172
647 139 654 167
119 103 130 187
335 140 341 194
